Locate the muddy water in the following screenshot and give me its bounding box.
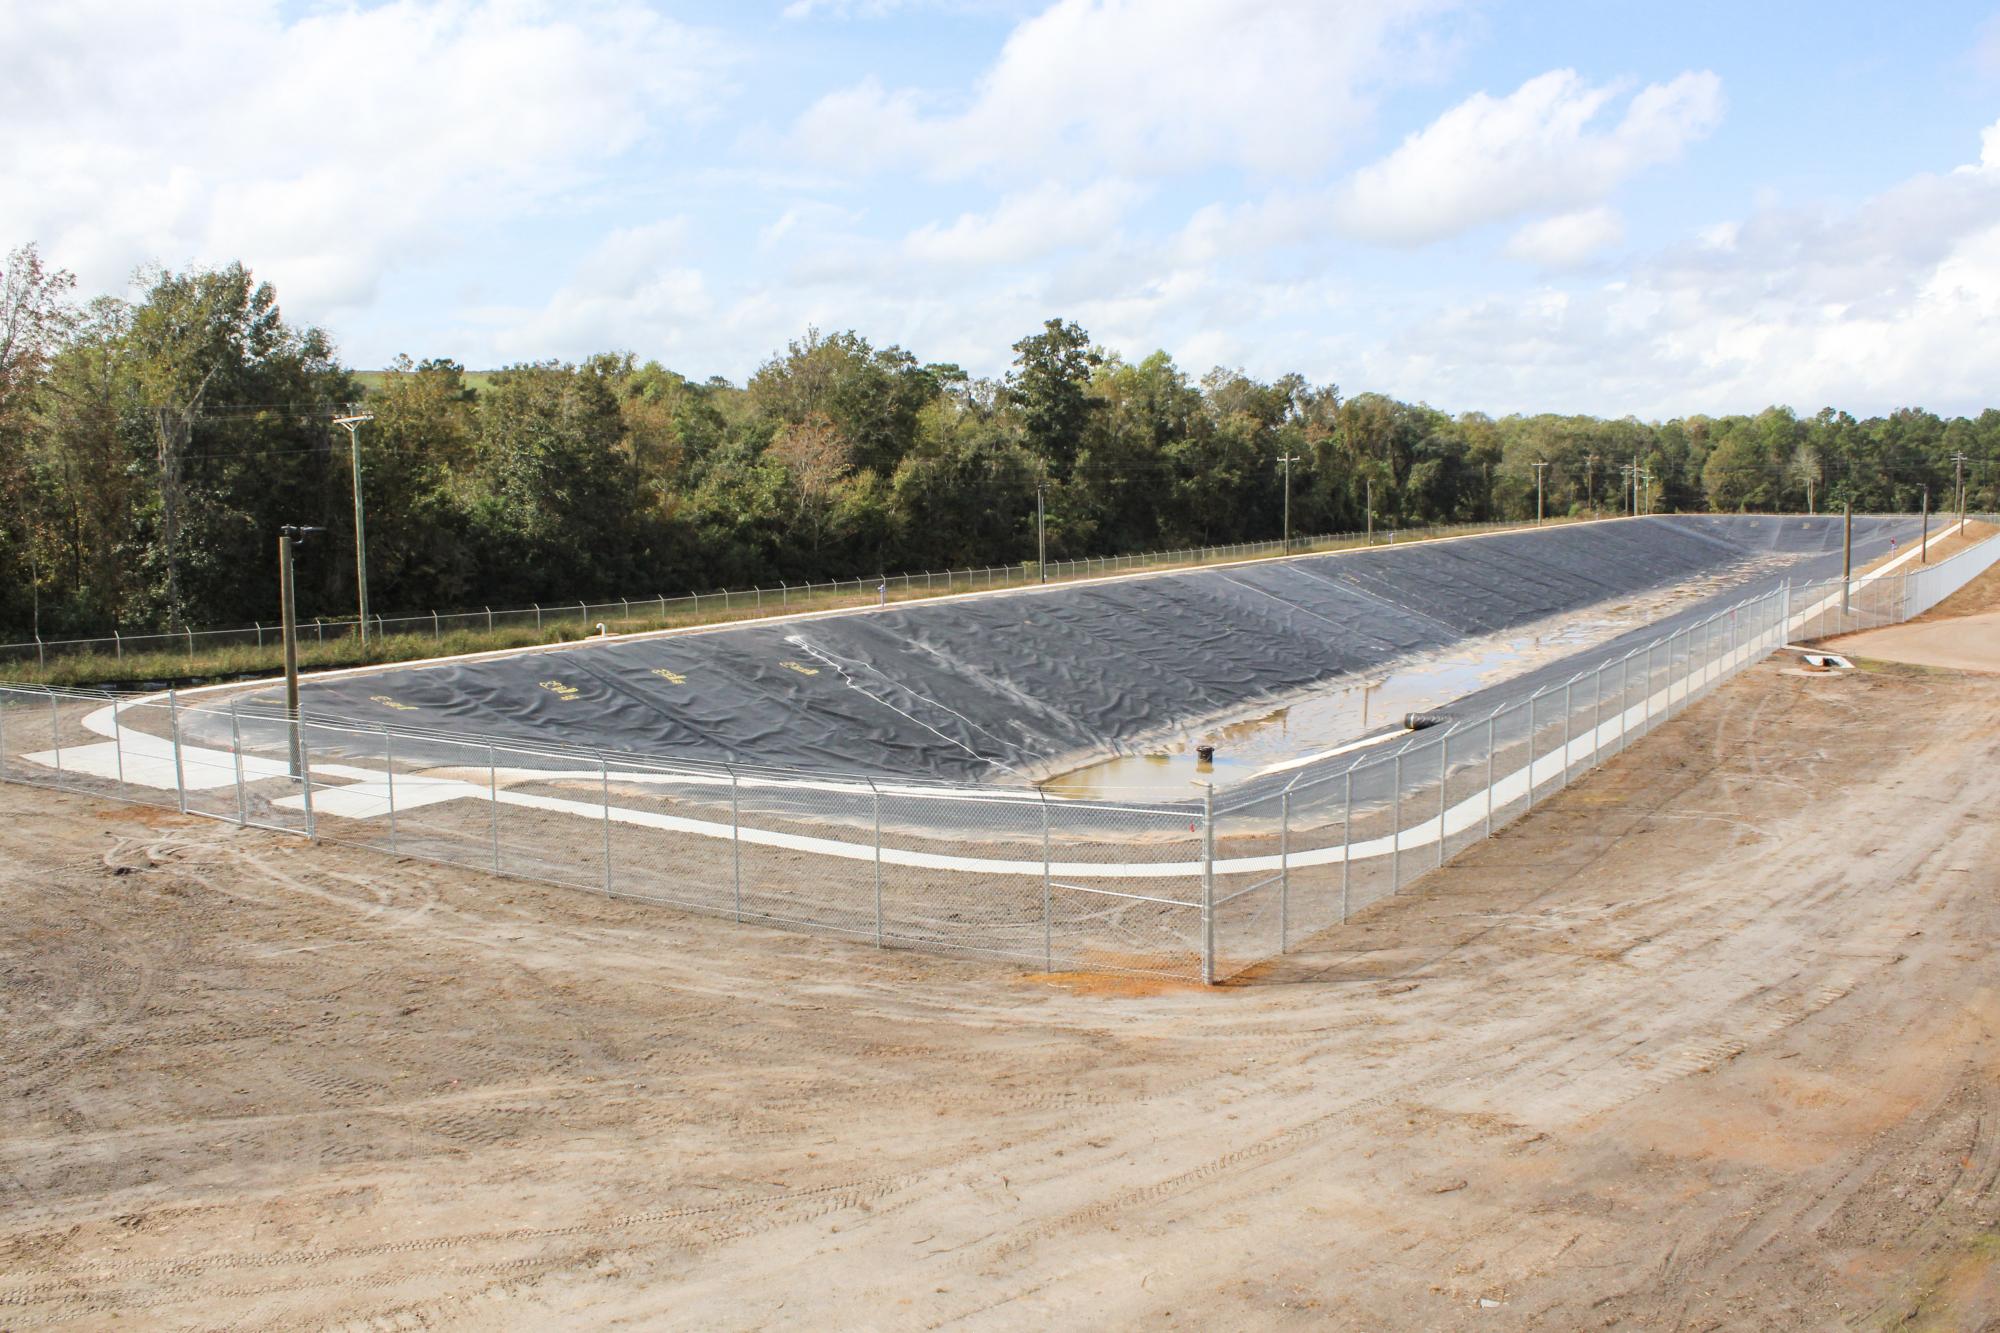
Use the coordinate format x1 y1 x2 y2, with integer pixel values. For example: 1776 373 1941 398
1036 571 1758 800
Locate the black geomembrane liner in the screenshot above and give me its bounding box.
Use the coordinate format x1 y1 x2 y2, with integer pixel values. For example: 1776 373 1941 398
208 514 1919 783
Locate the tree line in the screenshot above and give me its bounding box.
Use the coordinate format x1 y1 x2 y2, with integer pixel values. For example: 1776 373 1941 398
1 244 1994 640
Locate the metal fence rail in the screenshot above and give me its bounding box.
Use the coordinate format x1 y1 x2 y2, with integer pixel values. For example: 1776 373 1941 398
1 516 1586 668
4 530 1995 983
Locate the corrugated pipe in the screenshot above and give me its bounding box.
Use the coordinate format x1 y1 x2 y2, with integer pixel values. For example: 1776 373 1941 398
1403 711 1452 731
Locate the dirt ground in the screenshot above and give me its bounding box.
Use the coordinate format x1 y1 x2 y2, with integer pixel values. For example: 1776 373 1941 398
4 651 2000 1326
1827 537 2000 673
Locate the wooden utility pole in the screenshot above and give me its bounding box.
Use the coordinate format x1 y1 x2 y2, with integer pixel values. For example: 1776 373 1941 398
280 531 301 776
1921 487 1929 563
334 412 375 643
1365 477 1373 543
279 525 322 777
1585 452 1599 511
1035 476 1047 584
1952 451 1970 534
1278 452 1300 549
1531 461 1549 523
1841 503 1852 614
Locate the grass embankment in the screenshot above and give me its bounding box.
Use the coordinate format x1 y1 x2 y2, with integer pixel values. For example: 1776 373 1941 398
2 517 1592 689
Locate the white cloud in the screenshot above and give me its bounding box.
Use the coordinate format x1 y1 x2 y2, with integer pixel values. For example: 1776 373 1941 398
0 1 733 314
1345 118 2000 417
904 180 1146 265
1503 206 1625 268
790 0 1459 180
486 221 712 361
1335 68 1723 245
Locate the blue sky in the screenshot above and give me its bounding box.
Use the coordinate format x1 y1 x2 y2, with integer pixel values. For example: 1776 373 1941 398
8 0 2000 417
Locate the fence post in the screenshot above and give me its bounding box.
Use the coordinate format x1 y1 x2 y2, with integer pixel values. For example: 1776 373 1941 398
1040 791 1053 972
116 630 124 659
1561 681 1572 787
871 780 884 948
369 723 392 850
49 691 61 783
1341 768 1353 923
1436 735 1448 869
1484 714 1496 837
433 610 440 641
109 693 126 798
0 688 8 782
487 606 494 633
299 723 315 840
168 688 187 815
601 754 613 895
231 702 247 824
1643 644 1655 731
186 627 194 661
1200 783 1215 985
1391 751 1403 891
488 742 501 873
1279 789 1291 954
1526 693 1538 809
1619 655 1630 752
534 603 541 630
730 767 743 922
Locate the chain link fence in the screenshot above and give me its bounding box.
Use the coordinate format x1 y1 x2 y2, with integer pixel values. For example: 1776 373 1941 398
0 516 1587 670
5 530 1995 983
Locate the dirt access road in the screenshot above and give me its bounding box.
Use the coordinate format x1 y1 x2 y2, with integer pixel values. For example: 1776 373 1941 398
3 661 1998 1327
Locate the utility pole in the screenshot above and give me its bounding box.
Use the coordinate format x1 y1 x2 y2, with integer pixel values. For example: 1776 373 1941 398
334 412 375 644
1921 486 1929 563
1641 470 1655 515
1035 473 1047 584
1531 461 1549 523
1841 503 1852 614
1952 451 1970 535
1585 452 1599 511
1278 452 1300 549
1632 455 1641 516
1364 477 1374 543
279 525 323 777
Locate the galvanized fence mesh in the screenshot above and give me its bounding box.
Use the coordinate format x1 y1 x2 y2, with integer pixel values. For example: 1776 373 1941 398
5 532 1995 983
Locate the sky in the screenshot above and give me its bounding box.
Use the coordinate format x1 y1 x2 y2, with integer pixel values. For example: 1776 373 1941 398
7 0 2000 419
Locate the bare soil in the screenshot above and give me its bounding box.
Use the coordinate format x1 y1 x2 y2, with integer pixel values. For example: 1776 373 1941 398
3 655 1998 1328
1831 549 2000 673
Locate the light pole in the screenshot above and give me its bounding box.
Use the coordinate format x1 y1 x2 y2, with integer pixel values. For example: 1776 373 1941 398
1278 452 1300 549
1035 474 1047 584
334 412 375 644
279 525 323 776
